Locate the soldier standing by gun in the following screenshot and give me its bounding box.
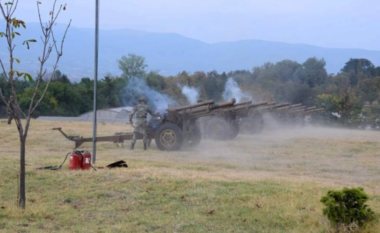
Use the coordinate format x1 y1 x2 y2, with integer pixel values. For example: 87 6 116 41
7 95 15 125
129 97 155 150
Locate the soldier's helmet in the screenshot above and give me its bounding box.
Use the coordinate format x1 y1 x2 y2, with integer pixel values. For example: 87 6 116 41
139 96 147 103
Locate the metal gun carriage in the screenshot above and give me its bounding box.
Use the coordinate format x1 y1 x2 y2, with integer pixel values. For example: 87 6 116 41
53 99 236 151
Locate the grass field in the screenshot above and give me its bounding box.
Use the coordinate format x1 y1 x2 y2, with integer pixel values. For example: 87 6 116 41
0 120 379 232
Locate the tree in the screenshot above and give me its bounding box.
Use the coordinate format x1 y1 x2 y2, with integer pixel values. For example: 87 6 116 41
118 53 148 80
341 58 376 86
341 58 375 76
0 0 70 209
274 82 314 105
204 70 227 101
52 70 71 84
294 57 328 88
357 78 379 104
145 70 166 91
273 60 301 82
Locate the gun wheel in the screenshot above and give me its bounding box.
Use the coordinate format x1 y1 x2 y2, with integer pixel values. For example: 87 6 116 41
206 118 230 140
227 120 240 139
155 123 183 151
183 126 202 148
239 117 263 134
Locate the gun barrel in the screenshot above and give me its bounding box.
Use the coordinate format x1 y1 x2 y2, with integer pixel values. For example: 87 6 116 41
233 100 252 107
225 101 268 115
173 100 214 111
251 101 269 108
290 103 302 108
288 106 306 112
176 99 236 117
305 106 317 111
305 108 324 114
210 98 236 110
273 103 290 109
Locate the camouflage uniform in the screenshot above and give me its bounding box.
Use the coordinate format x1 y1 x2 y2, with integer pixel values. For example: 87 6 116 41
129 98 154 150
7 96 16 125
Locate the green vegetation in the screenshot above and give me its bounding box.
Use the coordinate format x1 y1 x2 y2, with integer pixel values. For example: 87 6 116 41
321 187 375 232
2 56 380 128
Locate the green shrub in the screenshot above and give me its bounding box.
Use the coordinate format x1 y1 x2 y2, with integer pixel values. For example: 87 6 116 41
320 187 375 231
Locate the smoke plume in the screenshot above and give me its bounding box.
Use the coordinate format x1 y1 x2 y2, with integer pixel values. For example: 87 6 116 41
222 78 252 103
181 85 200 104
123 77 177 113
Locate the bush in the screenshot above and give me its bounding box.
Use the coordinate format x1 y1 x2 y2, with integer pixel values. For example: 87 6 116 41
320 187 375 232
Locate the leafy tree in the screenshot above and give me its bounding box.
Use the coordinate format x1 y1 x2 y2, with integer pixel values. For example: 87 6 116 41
341 58 376 86
274 82 314 105
253 62 276 83
0 0 70 209
52 70 71 84
273 60 302 82
342 58 375 76
357 78 379 104
145 71 166 91
203 70 227 101
162 76 187 105
118 53 148 80
316 74 363 123
97 75 126 108
321 187 375 230
227 70 254 86
294 57 327 88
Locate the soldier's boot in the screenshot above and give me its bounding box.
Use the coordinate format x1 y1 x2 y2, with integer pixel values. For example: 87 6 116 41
130 142 135 150
144 143 147 150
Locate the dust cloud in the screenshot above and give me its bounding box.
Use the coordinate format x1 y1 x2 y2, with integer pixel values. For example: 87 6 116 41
147 123 380 190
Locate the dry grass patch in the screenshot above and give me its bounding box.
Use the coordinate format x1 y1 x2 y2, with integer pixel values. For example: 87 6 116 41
0 120 379 232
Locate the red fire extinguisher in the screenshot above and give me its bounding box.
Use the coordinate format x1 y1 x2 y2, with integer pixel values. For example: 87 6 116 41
82 151 91 170
69 150 92 170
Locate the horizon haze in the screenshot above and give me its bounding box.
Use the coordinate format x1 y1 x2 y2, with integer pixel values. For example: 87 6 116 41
13 0 380 51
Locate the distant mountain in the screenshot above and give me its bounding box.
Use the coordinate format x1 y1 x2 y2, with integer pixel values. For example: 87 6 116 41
2 23 380 81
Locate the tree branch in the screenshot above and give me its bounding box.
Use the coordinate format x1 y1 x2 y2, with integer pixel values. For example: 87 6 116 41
31 19 71 114
0 59 9 81
9 0 19 18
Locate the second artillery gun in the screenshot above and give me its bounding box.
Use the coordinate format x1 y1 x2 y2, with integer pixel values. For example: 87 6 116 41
203 100 270 140
53 99 236 151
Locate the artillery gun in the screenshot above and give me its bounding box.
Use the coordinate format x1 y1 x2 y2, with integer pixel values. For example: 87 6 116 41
204 101 270 139
53 99 236 151
270 105 324 126
237 102 292 134
287 107 324 126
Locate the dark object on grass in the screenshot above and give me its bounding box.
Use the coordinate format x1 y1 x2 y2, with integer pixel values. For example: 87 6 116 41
106 160 128 168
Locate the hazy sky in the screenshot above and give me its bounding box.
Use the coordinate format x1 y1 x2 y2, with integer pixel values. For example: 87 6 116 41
13 0 380 50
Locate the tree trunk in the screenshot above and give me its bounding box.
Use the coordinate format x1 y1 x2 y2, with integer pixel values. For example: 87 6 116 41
18 136 26 209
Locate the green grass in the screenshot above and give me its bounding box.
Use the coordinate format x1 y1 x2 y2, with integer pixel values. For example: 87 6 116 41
0 121 380 232
0 169 332 233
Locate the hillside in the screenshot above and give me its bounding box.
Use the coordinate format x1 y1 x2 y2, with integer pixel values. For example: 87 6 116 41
2 24 380 80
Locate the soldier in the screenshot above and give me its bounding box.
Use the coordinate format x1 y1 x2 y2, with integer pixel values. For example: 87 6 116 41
129 96 155 150
7 95 15 125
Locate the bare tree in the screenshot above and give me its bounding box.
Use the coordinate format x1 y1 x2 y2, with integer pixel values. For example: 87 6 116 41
0 0 71 209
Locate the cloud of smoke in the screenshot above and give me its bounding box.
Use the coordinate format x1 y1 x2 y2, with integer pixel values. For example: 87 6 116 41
181 85 200 104
222 78 252 103
122 77 177 113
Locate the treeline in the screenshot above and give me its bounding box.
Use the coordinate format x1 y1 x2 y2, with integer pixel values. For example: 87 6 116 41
1 54 380 127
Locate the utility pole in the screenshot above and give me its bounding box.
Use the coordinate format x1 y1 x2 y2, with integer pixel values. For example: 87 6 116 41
92 0 99 164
